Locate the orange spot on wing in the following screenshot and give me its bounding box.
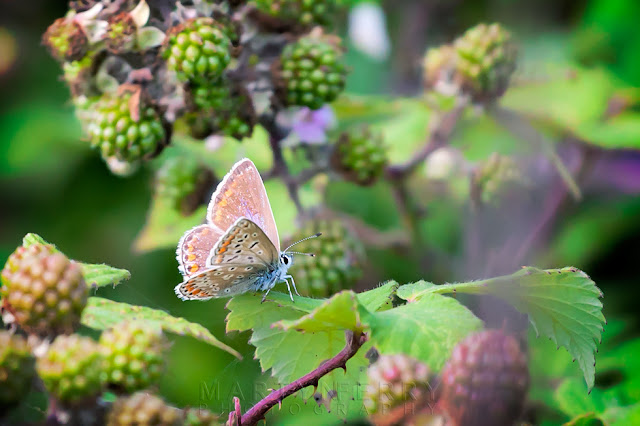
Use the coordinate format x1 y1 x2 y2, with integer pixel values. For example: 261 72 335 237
187 244 194 253
187 254 196 261
189 265 199 273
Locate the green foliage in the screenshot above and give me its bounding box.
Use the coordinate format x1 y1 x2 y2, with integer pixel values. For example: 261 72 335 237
82 297 241 358
22 233 130 288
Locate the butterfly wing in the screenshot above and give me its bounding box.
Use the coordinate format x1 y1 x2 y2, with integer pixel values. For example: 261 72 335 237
206 218 279 267
176 224 222 278
174 218 279 301
207 158 281 252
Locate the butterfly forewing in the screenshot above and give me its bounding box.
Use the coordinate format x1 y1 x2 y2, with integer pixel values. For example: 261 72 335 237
206 218 279 267
176 224 222 278
206 159 281 252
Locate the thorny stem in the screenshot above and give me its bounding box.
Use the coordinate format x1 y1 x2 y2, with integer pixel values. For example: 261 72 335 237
230 331 367 426
260 115 305 214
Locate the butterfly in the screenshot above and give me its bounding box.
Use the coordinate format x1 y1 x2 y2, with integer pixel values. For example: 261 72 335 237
174 158 318 302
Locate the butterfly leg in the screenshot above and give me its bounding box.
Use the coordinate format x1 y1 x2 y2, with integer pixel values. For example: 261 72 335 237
282 278 294 301
284 275 300 297
261 288 272 303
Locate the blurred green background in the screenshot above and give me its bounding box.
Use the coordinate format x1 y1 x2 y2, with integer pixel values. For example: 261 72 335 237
2 0 640 424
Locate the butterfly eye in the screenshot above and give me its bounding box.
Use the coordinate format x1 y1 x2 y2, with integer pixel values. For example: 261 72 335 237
282 255 290 265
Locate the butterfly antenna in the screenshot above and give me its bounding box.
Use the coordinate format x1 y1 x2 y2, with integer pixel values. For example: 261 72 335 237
287 251 316 257
283 233 322 253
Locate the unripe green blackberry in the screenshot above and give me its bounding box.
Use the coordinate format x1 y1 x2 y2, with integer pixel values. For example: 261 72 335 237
364 354 434 415
156 156 214 215
286 219 365 297
106 392 182 426
1 244 88 336
252 0 338 29
332 126 387 186
423 45 457 92
186 82 255 140
0 331 36 410
276 35 347 110
99 321 167 393
184 407 220 425
163 18 234 84
474 153 528 204
87 88 168 170
453 23 517 101
439 330 529 426
37 335 104 403
42 17 89 62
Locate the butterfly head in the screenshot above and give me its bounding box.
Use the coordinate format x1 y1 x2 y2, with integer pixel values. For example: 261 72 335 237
280 252 294 271
280 232 322 270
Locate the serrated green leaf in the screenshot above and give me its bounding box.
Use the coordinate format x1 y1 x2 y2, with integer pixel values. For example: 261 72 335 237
226 292 368 418
356 281 398 312
396 280 437 301
21 233 130 288
80 263 130 289
83 297 240 358
487 267 605 390
367 293 483 371
274 291 369 333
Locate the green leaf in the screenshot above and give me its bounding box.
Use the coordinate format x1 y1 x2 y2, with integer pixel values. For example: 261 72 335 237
356 281 398 311
367 293 483 371
226 293 368 417
274 291 369 333
83 297 240 358
21 233 130 289
573 111 640 149
396 280 437 301
554 378 610 418
487 267 605 390
136 26 166 50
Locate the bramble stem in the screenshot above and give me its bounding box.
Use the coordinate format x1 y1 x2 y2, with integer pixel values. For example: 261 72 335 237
234 330 367 426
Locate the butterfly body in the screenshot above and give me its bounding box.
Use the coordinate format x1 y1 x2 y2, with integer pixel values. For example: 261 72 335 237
174 159 300 301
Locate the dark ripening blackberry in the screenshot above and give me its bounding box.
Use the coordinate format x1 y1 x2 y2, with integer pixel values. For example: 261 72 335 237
86 87 168 173
0 331 36 410
276 35 347 110
185 82 256 140
37 335 105 404
99 321 167 393
364 354 434 415
286 219 365 297
438 330 529 426
156 156 215 215
163 17 234 84
106 392 182 426
1 244 88 337
252 0 339 30
332 126 388 186
42 17 89 62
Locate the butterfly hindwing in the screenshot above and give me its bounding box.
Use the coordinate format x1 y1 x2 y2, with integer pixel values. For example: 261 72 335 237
207 218 279 267
206 159 281 252
176 224 222 278
174 263 264 300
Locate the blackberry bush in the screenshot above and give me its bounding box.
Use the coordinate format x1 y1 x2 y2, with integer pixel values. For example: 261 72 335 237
1 244 88 336
332 126 388 186
106 392 182 426
0 331 36 410
156 156 214 215
251 0 339 30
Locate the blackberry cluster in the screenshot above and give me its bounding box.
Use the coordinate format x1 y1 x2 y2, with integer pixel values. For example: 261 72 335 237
252 0 338 29
439 330 529 426
99 321 167 393
0 331 36 410
277 35 347 109
87 88 168 174
364 354 434 415
424 23 517 102
36 335 105 403
163 17 234 84
42 17 89 62
286 219 365 297
1 244 88 336
156 156 214 215
332 126 388 186
106 392 182 426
